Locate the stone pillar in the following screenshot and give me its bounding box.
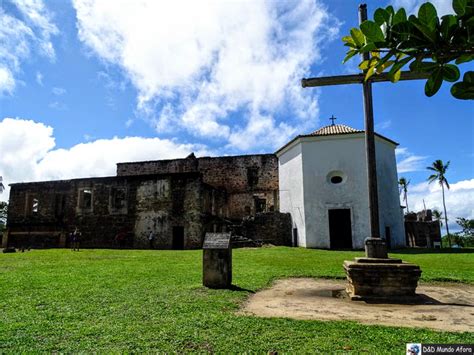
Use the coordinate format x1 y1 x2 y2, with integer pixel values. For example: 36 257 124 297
365 238 388 259
202 233 232 289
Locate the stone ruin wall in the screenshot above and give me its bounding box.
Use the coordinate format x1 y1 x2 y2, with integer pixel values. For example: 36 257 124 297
404 210 442 247
117 154 279 219
5 173 220 249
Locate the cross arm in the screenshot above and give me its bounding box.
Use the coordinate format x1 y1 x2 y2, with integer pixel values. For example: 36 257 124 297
301 71 430 88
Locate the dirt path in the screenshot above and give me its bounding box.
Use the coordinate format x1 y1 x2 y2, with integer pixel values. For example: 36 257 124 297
239 278 474 332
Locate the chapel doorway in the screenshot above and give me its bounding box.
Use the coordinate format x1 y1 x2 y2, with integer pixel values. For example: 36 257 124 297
172 226 184 249
328 209 352 249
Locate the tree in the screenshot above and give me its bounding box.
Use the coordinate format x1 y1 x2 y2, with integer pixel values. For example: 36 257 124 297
427 159 451 246
343 0 474 99
456 217 474 235
0 176 4 194
432 208 443 226
398 177 410 212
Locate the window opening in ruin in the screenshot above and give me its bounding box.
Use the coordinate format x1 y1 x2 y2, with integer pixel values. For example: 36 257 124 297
111 187 126 209
32 198 39 213
55 194 65 217
247 167 259 187
79 189 93 210
172 190 185 214
255 198 266 213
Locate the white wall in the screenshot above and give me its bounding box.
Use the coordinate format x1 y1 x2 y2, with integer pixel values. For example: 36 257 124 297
375 139 406 248
278 143 306 246
300 135 370 248
278 133 405 249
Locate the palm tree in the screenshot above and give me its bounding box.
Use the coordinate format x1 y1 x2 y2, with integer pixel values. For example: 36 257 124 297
427 160 451 247
432 209 443 227
398 177 410 213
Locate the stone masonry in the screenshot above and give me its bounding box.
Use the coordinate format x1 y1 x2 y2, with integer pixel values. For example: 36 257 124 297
4 153 290 249
117 153 279 219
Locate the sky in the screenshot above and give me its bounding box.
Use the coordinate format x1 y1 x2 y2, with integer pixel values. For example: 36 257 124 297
0 0 473 231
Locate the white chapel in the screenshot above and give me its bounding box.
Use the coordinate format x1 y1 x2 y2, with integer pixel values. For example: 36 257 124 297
276 123 405 249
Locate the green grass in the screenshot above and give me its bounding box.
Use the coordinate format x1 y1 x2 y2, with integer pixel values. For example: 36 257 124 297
0 247 473 353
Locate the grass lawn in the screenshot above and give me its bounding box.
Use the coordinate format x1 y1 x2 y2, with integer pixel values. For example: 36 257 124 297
0 247 473 353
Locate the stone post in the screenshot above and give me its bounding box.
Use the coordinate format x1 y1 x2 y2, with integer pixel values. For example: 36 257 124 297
202 233 232 289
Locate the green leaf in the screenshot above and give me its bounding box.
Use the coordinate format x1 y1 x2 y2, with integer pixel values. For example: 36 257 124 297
342 35 356 47
374 8 389 25
393 8 407 25
450 71 474 99
360 20 385 42
453 0 467 16
365 66 376 81
376 60 394 74
388 57 412 82
409 16 437 42
425 68 444 97
392 69 402 82
385 5 395 17
451 82 474 99
440 15 457 40
410 60 439 73
343 50 358 64
350 28 365 47
455 54 474 64
360 43 377 52
442 64 460 82
418 2 438 30
463 71 474 83
359 59 371 70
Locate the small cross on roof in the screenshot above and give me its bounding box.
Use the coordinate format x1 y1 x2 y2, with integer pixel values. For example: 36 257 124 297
329 115 337 125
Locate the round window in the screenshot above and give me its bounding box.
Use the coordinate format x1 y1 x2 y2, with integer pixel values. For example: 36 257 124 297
326 170 347 185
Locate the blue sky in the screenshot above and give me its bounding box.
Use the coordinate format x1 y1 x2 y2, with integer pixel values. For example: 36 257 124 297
0 0 472 229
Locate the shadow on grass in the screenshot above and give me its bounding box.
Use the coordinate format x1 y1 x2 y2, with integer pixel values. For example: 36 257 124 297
229 285 256 293
391 248 474 255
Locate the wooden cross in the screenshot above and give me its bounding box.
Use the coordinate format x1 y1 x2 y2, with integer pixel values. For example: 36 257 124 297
329 115 337 125
301 4 428 257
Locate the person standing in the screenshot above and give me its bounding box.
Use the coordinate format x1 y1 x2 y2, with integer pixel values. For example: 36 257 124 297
148 231 155 249
72 227 82 251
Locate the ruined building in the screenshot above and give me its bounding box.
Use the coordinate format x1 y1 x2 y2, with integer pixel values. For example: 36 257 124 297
3 154 287 249
404 209 442 248
3 123 409 250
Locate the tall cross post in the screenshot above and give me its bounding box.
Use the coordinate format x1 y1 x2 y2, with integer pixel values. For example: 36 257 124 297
301 4 429 259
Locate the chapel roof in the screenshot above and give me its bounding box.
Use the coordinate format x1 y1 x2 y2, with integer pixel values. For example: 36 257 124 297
308 124 364 136
275 123 398 156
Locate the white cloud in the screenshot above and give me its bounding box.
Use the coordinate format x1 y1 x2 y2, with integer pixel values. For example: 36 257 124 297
0 0 58 94
48 101 67 110
407 179 474 231
35 71 43 85
52 87 66 95
396 147 428 173
375 119 391 131
391 0 453 16
0 117 209 202
73 0 339 151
